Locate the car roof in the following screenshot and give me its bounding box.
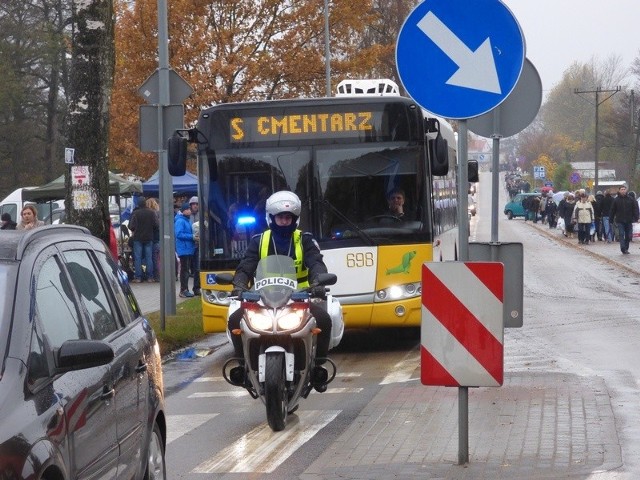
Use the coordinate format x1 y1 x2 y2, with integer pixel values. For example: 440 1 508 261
0 225 92 261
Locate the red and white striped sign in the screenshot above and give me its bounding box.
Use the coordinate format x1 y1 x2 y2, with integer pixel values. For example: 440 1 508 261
421 262 504 387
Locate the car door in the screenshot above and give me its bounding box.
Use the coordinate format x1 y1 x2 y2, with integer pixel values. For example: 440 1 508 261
95 250 155 478
62 248 150 479
34 248 119 478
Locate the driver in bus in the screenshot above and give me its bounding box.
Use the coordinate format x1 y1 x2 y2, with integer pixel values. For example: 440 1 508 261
228 190 333 392
387 188 408 218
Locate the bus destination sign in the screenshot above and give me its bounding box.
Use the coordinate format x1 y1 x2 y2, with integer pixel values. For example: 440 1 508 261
229 111 376 143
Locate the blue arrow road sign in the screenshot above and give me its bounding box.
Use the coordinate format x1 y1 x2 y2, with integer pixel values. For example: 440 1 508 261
396 0 525 119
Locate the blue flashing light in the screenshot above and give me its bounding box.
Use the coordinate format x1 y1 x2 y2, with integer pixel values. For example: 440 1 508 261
237 215 256 226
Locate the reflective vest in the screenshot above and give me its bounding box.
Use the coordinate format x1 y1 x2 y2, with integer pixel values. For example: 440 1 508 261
259 229 309 287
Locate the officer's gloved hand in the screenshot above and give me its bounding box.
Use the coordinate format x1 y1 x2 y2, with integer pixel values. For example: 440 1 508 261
231 288 243 299
311 286 326 299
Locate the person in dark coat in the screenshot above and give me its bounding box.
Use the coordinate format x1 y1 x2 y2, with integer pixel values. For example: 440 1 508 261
529 195 541 223
128 198 159 282
558 193 576 237
601 190 615 242
545 197 558 229
0 213 17 230
609 185 640 254
593 191 604 241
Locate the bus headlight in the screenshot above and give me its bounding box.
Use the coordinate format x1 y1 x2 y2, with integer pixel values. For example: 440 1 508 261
374 282 422 302
203 289 232 306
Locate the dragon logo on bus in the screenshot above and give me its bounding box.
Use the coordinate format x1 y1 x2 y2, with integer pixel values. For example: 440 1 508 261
386 250 417 275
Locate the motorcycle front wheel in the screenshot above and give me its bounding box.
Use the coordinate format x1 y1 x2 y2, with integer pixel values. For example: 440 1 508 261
265 353 288 431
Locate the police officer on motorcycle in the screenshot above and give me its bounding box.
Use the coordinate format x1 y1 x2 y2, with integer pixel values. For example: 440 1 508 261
228 190 332 391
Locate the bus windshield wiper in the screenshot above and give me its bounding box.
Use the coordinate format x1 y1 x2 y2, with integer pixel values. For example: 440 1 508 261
322 199 375 245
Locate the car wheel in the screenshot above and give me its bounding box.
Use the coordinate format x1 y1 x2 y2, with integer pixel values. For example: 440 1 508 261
144 423 166 480
506 211 513 220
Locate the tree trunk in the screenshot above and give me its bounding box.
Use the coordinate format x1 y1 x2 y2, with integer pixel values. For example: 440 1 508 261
66 0 114 244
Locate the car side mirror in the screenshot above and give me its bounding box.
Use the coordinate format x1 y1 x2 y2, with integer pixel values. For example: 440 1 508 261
54 339 114 374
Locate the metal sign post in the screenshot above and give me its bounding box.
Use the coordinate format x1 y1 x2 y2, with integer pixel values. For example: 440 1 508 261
397 0 525 466
137 0 193 330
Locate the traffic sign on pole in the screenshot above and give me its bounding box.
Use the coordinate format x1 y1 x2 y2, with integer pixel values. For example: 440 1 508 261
396 0 525 119
138 68 193 105
570 171 581 184
468 58 542 138
139 104 185 152
421 262 504 387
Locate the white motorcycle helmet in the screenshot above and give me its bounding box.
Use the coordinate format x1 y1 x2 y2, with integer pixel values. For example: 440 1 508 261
265 191 302 227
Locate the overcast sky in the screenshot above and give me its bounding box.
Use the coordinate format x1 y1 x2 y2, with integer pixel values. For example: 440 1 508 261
502 0 640 95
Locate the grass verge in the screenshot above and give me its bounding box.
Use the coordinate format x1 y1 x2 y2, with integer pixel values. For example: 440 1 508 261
146 298 207 356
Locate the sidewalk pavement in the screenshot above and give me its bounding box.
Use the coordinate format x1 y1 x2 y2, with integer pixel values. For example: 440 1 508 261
131 226 636 479
130 279 191 316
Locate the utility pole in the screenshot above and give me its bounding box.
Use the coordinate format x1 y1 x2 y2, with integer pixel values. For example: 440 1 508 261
574 86 621 192
323 0 331 96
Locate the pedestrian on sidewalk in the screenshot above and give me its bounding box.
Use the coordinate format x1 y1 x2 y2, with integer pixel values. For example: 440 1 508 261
0 213 17 230
128 198 158 282
593 191 604 241
545 197 558 229
609 185 639 254
573 193 594 245
559 193 576 238
146 197 161 281
601 190 614 242
530 195 541 223
175 202 197 297
188 196 201 295
16 204 44 230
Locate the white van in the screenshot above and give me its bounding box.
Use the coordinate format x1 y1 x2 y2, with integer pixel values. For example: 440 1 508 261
0 188 62 223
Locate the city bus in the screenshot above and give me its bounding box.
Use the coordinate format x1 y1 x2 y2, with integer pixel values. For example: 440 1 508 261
168 79 460 333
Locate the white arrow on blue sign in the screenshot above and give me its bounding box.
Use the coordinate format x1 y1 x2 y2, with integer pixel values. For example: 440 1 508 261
396 0 525 119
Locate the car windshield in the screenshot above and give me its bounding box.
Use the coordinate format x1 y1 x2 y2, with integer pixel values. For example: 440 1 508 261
0 263 16 363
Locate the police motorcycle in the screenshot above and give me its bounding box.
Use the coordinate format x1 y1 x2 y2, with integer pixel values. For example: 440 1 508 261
218 254 343 431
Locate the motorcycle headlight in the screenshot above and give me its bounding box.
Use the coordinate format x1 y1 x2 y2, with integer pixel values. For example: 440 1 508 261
246 310 273 331
277 310 304 330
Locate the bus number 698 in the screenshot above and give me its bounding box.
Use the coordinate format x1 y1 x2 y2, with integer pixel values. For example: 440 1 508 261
346 252 374 268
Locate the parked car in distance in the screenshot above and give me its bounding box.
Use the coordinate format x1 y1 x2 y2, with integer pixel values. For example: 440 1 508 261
0 225 166 479
504 192 541 220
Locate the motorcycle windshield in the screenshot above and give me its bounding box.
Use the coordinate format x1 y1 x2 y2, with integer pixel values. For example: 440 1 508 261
254 255 298 308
